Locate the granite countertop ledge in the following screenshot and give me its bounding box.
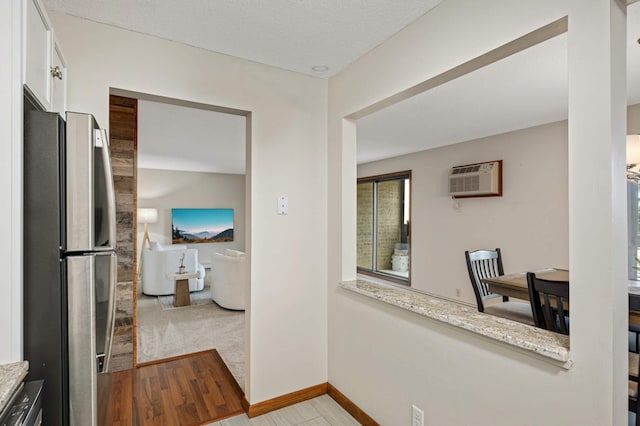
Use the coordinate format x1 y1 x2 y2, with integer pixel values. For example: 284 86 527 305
0 361 28 413
340 279 571 367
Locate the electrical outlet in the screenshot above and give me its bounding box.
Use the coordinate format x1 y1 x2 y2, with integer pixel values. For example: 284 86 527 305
455 288 461 297
412 405 424 426
277 195 288 215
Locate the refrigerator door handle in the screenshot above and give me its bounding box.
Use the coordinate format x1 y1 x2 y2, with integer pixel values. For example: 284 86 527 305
99 253 117 373
96 128 117 249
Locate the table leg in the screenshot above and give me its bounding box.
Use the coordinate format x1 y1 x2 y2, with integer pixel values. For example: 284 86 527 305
174 279 191 307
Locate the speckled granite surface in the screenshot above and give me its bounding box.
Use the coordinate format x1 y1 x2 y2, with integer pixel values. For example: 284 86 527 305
339 279 571 365
0 361 28 413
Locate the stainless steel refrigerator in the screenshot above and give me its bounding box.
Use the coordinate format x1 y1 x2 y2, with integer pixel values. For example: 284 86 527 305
23 92 117 426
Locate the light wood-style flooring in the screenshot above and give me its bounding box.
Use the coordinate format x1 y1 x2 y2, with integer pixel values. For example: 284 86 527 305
98 349 244 425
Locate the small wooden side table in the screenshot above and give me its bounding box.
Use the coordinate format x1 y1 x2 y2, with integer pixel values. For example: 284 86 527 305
167 272 199 307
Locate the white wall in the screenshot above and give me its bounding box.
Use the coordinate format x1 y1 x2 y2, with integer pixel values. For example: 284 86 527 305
0 0 23 363
49 12 328 403
329 0 628 424
137 168 246 265
358 121 569 303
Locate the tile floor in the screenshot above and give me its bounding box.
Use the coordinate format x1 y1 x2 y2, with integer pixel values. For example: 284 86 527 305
208 395 361 426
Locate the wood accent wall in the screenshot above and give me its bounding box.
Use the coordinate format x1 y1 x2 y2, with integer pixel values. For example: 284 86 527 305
108 95 137 372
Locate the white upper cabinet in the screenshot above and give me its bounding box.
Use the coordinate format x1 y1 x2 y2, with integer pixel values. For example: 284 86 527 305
24 0 52 110
23 0 67 116
50 41 67 116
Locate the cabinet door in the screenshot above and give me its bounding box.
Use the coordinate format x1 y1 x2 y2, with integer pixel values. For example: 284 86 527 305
24 0 53 111
51 42 67 117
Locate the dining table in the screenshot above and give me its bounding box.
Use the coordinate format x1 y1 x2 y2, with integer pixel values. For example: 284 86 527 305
481 268 640 326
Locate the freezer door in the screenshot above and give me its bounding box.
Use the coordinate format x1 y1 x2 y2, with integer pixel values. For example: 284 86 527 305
67 252 117 426
23 101 69 425
66 112 117 252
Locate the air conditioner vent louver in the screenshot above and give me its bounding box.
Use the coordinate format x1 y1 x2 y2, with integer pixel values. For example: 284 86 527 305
451 165 481 175
449 175 480 193
448 160 502 198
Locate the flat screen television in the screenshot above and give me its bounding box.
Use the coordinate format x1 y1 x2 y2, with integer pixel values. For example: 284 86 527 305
171 208 234 244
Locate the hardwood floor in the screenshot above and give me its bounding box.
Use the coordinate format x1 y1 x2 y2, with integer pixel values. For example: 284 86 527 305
98 350 245 425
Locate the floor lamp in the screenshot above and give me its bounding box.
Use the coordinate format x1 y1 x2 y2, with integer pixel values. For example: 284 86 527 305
137 208 158 276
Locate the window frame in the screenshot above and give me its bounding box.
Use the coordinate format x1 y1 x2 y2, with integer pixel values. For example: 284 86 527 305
357 170 412 286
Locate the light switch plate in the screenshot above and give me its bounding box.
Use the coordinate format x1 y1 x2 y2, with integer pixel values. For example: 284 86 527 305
412 405 424 426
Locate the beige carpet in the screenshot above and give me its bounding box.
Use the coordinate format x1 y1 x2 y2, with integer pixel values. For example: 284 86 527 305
137 288 245 390
158 289 213 310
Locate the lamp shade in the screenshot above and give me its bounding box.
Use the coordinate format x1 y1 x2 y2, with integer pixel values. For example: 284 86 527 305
137 208 158 224
628 135 640 166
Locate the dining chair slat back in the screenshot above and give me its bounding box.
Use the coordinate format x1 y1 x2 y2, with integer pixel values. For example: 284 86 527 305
630 349 640 425
629 293 640 426
526 272 570 335
631 294 640 353
465 248 507 312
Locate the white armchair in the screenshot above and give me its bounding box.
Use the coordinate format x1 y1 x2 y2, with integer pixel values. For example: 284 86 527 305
210 249 246 310
141 244 205 296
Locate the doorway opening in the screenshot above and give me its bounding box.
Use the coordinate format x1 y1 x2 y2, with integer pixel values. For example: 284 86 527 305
107 89 251 393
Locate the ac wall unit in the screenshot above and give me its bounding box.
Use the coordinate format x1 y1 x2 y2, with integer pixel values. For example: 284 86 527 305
448 160 502 198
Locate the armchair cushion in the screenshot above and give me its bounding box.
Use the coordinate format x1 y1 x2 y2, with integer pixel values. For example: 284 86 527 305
150 241 186 251
211 250 246 310
142 247 205 295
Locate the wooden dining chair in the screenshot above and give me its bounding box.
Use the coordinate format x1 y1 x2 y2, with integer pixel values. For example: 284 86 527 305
630 294 640 425
526 272 569 334
630 350 640 426
465 248 534 325
631 293 640 353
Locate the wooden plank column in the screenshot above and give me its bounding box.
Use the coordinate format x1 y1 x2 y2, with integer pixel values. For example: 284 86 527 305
108 94 137 371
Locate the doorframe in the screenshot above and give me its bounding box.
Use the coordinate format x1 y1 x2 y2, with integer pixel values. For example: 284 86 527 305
109 89 251 390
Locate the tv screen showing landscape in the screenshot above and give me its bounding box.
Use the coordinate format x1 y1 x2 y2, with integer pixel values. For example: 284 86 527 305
171 208 234 244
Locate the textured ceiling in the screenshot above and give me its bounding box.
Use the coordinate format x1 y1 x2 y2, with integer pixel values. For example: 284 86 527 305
42 0 442 77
